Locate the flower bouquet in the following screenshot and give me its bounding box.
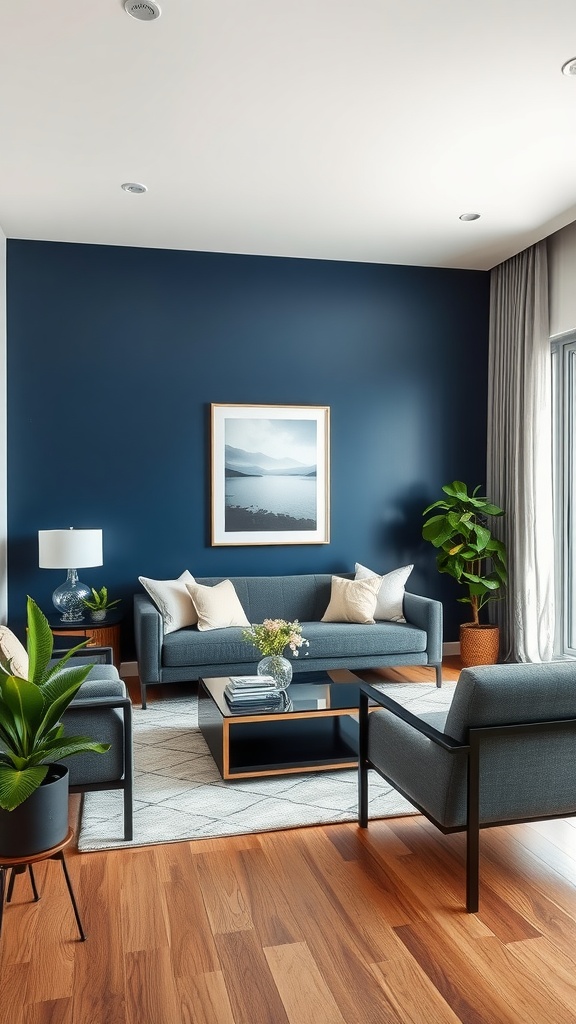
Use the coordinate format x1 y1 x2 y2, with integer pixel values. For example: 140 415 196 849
242 618 309 688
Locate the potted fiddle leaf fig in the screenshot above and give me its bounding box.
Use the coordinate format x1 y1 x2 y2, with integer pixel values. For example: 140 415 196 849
0 596 110 856
422 480 507 666
80 586 121 622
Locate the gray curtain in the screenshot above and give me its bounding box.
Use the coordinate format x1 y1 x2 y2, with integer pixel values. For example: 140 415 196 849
487 240 554 662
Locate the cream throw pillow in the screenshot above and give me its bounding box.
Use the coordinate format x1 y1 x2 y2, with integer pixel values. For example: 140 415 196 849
185 579 250 632
139 570 198 634
321 575 382 624
0 625 29 678
354 562 413 622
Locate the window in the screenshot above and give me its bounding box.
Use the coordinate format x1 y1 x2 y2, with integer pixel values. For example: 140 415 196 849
552 333 576 657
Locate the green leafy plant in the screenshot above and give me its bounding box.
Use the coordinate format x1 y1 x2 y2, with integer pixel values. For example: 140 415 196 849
422 480 507 624
242 619 309 657
80 586 121 612
0 596 110 811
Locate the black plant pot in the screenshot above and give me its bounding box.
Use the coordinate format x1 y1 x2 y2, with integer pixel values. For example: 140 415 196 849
0 763 69 858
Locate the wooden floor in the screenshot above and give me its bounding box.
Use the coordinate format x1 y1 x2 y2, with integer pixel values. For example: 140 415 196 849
4 659 576 1024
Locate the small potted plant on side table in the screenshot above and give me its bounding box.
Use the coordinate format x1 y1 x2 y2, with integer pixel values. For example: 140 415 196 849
81 587 121 623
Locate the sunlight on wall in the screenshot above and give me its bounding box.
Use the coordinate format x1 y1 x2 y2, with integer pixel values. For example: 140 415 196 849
549 218 576 338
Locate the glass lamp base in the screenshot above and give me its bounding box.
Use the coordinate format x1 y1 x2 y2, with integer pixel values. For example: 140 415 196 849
52 569 91 622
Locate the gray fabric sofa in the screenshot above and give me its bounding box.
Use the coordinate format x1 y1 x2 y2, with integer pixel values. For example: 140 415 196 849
134 572 443 708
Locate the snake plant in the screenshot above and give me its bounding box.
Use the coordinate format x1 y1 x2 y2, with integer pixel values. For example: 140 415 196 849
0 597 110 811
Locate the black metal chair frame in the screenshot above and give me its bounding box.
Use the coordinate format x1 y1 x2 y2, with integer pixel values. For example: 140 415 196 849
52 643 113 667
68 695 134 842
358 682 576 912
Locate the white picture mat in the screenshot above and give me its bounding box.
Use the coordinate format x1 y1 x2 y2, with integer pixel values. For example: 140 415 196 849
211 404 330 545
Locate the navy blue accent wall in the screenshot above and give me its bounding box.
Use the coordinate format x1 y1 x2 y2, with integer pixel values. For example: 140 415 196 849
7 240 490 654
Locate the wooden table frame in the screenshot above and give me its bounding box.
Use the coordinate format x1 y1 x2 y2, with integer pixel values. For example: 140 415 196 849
198 676 376 780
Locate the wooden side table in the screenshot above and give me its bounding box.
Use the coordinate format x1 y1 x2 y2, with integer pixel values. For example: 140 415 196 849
0 827 86 941
48 612 122 669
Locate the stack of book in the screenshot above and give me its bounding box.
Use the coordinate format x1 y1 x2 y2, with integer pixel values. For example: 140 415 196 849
224 675 285 713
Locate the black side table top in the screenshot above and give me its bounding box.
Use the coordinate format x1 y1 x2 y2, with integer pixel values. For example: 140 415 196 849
46 610 124 630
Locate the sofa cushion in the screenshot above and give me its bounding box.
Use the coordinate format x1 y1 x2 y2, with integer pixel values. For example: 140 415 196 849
139 570 198 634
162 619 428 668
302 621 428 658
163 626 256 667
321 575 381 624
186 580 251 631
354 562 413 622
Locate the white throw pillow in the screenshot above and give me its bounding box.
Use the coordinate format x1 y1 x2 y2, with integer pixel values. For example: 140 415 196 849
138 570 198 634
321 575 382 624
185 579 250 631
0 625 29 678
354 562 413 622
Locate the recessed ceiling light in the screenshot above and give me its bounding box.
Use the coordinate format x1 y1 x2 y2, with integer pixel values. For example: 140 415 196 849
124 1 161 21
459 212 481 222
561 57 576 76
121 182 148 194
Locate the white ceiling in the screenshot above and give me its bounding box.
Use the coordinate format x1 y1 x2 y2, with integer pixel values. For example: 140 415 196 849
2 0 576 270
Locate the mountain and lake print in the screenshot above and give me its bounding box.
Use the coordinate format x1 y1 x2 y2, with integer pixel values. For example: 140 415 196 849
224 418 318 531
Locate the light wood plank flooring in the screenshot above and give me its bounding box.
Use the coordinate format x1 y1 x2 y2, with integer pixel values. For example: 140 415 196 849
3 660 576 1024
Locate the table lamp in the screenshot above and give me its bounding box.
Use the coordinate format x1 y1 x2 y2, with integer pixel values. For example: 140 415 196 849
38 528 103 622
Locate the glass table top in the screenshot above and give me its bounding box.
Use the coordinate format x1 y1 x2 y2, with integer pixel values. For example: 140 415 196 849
200 673 372 718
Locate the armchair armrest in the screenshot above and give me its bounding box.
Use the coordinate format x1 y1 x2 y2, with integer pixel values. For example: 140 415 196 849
359 683 466 752
70 695 131 711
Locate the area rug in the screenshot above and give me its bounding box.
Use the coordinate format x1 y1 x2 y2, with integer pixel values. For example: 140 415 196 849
77 681 457 851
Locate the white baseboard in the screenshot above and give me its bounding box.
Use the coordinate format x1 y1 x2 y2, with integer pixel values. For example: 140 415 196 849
442 642 460 656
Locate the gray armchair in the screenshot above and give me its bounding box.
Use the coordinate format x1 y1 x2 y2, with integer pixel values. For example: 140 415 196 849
359 661 576 911
58 647 133 841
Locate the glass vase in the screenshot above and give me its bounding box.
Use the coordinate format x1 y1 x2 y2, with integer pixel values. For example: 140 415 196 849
257 654 293 690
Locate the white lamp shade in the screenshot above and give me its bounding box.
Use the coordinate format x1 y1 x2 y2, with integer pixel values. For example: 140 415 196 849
38 529 103 569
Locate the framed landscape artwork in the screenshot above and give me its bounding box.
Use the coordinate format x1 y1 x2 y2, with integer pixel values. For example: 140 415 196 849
211 404 330 546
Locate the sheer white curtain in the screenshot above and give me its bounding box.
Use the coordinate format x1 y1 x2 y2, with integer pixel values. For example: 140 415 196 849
487 240 555 662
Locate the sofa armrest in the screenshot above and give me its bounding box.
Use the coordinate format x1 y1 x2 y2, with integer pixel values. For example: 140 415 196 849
403 592 443 665
134 593 163 685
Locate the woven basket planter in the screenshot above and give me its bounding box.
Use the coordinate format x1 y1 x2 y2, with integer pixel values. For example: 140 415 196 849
460 623 500 668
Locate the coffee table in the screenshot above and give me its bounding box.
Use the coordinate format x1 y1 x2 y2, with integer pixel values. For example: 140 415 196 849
198 673 373 780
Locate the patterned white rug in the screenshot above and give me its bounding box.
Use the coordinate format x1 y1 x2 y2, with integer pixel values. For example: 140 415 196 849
77 681 457 851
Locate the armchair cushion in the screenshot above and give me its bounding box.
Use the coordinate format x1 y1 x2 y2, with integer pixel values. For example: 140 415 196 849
368 706 468 828
0 625 28 677
444 661 576 741
64 677 128 786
